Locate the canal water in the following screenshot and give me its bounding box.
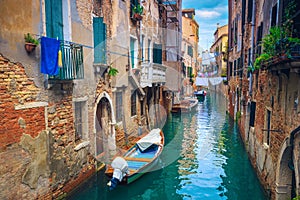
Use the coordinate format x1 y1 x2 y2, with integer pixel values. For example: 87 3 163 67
68 92 268 200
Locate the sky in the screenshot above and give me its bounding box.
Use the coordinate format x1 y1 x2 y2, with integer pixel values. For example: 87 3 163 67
182 0 228 53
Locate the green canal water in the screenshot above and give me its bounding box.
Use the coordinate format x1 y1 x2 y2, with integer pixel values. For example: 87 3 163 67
68 92 268 200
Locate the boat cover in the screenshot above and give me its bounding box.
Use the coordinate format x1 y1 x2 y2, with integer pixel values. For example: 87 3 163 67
136 128 162 152
111 156 129 181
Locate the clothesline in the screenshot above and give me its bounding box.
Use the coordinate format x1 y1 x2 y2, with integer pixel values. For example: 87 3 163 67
32 34 93 49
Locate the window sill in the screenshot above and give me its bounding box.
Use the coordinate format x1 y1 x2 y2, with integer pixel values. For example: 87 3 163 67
74 141 90 151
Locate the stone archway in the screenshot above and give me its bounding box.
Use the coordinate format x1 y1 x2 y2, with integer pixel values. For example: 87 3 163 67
94 92 116 163
276 140 293 200
291 127 300 198
276 126 300 200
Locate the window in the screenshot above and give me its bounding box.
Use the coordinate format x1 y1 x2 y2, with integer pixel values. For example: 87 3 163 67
256 22 263 55
233 60 236 76
142 35 145 62
265 109 271 146
140 99 144 116
153 43 162 64
271 4 277 27
74 101 85 140
93 17 106 64
148 39 151 63
249 101 256 127
45 0 63 39
130 37 137 68
131 90 137 116
247 48 251 78
188 45 193 57
247 0 253 22
116 92 123 122
294 91 298 111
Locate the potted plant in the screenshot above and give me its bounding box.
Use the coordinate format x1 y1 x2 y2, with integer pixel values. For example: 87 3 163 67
24 33 39 53
132 4 143 21
108 65 119 77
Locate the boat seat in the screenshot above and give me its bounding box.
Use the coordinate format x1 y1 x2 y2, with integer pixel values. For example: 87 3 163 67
124 157 152 162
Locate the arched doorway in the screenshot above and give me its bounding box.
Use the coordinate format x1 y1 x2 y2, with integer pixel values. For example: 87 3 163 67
276 126 300 200
94 92 116 163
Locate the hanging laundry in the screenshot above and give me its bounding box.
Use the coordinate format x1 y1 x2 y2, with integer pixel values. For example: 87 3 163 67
40 37 60 75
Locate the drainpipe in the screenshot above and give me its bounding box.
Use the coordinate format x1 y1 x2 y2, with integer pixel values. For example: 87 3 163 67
249 0 256 97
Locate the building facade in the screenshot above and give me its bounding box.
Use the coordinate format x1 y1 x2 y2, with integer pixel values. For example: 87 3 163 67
0 0 183 199
228 0 300 199
182 9 199 96
210 24 228 95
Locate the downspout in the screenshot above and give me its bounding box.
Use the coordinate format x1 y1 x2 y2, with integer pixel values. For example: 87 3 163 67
249 0 256 96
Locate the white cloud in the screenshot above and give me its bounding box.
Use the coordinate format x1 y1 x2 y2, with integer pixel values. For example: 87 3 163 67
214 5 228 13
195 10 221 19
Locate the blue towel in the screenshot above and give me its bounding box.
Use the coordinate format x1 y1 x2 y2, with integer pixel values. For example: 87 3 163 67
40 37 60 75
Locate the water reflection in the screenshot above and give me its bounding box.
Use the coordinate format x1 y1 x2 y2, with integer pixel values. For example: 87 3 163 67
68 92 267 200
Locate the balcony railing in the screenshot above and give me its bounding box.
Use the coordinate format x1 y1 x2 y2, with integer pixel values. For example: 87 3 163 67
140 62 166 88
49 42 84 80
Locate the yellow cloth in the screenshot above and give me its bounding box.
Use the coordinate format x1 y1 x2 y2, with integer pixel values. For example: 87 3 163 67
58 50 62 67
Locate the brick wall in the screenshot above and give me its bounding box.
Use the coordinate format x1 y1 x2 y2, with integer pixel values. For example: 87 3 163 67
0 55 45 150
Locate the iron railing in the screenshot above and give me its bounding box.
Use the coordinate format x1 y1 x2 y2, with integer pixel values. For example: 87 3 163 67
49 42 84 80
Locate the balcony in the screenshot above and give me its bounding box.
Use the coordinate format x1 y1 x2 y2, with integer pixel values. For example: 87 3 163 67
263 45 300 72
49 42 84 81
140 62 166 88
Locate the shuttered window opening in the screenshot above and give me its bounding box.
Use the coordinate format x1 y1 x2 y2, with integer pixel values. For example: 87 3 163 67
131 90 137 116
93 17 107 64
249 101 256 127
153 43 162 64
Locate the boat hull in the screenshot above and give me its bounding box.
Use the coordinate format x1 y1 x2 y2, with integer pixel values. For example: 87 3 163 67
171 98 198 113
126 157 160 184
105 129 164 185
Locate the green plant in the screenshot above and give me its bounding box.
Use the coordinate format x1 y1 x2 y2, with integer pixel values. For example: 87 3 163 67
24 33 39 45
253 0 300 71
108 65 119 77
292 196 300 200
252 53 272 71
132 4 143 15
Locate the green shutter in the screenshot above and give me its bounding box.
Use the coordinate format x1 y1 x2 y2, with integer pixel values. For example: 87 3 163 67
188 45 193 57
93 17 106 64
45 0 63 40
130 38 135 68
153 43 162 64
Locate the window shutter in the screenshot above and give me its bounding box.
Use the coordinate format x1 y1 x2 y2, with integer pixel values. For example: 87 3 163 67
153 43 162 64
130 38 135 68
93 17 106 64
45 0 63 40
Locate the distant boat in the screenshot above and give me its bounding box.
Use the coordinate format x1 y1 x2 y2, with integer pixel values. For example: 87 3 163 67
171 98 198 113
194 89 207 102
105 128 164 190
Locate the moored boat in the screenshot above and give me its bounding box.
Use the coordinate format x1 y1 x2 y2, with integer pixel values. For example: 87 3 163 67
171 98 198 113
105 128 164 189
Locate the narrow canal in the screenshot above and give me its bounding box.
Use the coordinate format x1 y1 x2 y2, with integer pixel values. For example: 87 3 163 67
68 92 268 200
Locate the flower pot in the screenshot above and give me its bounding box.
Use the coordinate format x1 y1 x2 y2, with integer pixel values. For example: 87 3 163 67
132 13 143 21
24 43 37 53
